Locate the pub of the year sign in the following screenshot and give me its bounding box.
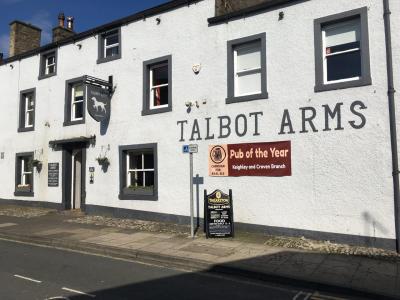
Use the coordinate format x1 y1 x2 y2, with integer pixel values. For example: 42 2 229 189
204 189 234 238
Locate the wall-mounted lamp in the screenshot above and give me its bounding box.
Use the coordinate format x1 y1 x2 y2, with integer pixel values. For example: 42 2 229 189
9 64 14 69
156 17 161 25
278 11 284 21
76 43 82 50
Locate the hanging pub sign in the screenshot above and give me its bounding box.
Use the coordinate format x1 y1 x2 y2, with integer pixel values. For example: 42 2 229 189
204 189 234 238
208 141 291 177
85 75 113 122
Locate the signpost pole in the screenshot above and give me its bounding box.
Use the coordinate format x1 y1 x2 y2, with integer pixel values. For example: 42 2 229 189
190 152 194 238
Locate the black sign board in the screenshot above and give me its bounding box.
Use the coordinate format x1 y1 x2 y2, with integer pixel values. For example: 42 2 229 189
204 189 234 238
48 163 59 187
87 85 111 122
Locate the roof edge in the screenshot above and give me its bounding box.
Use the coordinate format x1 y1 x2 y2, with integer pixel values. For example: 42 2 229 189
1 0 202 65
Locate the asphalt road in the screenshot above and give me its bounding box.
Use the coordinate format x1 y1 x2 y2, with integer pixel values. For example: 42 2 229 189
0 239 361 300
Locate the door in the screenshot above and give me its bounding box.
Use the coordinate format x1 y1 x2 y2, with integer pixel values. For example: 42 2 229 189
72 149 82 209
62 144 86 210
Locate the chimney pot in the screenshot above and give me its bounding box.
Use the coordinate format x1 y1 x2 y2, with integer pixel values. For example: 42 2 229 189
66 16 74 31
58 12 65 28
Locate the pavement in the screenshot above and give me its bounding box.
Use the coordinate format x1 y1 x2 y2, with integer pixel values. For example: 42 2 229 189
0 205 399 300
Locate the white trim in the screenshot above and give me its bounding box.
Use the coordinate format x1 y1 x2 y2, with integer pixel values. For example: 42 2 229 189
126 152 155 188
149 63 169 110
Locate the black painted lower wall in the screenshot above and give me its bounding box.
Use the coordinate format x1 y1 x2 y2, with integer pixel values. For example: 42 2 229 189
0 198 396 251
0 198 62 210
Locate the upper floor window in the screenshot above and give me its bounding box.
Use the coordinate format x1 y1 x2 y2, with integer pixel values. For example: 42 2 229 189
39 49 57 80
226 33 268 104
64 77 85 126
142 55 172 116
18 88 35 132
15 152 34 197
97 28 121 64
314 7 371 92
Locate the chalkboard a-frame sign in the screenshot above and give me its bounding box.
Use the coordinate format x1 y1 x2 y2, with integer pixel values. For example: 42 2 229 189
204 189 234 238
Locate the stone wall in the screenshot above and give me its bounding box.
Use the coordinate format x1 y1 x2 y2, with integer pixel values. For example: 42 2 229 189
52 27 75 43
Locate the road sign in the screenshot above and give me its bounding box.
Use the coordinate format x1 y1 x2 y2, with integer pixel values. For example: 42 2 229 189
183 144 198 154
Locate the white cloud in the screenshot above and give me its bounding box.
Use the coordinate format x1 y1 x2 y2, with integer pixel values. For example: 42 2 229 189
28 10 53 45
0 34 9 58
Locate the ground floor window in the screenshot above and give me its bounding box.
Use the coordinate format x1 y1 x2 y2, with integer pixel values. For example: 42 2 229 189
119 143 158 200
15 152 34 196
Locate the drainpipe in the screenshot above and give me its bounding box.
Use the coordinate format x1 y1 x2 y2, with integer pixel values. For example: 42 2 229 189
383 0 400 253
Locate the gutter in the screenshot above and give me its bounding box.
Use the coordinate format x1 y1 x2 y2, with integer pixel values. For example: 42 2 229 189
383 0 400 253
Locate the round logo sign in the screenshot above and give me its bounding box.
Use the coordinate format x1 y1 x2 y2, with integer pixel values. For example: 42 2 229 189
210 146 226 164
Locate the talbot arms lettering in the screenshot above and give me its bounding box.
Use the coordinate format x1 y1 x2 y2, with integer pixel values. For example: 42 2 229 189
177 101 367 141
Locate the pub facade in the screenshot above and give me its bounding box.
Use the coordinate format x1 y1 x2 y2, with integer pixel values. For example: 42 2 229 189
0 0 399 251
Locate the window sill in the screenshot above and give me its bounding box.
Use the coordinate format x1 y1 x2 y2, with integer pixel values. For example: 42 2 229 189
315 77 372 92
119 189 158 201
142 106 172 116
14 190 34 197
97 54 121 65
63 119 85 127
38 72 57 80
18 126 34 133
226 92 268 104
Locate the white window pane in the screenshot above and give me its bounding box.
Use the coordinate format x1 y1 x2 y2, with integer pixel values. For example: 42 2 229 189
236 72 261 96
74 85 84 97
236 42 261 71
105 34 118 46
26 111 34 126
325 19 360 47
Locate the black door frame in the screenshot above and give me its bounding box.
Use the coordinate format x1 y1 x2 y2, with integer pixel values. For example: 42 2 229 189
61 142 87 210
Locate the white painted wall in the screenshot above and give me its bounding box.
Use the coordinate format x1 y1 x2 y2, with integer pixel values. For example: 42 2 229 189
0 0 397 240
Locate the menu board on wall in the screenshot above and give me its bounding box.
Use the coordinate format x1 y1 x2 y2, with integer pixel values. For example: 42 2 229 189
48 163 59 187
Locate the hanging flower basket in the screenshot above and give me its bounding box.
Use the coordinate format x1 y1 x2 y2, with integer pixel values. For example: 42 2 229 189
31 159 42 168
96 156 110 166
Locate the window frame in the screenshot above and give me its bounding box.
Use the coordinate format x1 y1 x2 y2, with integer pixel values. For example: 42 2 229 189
226 32 268 104
38 49 57 80
119 143 158 201
64 77 86 126
18 88 36 132
142 55 172 116
14 152 34 197
97 28 122 64
314 7 371 92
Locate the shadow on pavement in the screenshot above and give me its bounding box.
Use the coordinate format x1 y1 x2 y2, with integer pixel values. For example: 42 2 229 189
68 251 398 300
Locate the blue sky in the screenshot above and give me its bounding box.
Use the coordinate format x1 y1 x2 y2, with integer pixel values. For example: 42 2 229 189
0 0 169 58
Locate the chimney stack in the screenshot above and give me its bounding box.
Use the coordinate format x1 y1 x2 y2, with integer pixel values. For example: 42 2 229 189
215 0 269 16
52 13 75 43
8 21 41 57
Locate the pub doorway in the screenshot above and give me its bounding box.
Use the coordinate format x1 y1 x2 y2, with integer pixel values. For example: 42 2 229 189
62 144 86 210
